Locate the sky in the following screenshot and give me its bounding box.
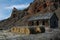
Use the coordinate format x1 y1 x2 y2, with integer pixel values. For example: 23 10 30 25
0 0 33 20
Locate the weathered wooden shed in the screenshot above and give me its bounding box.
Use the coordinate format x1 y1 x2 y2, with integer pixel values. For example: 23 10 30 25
28 12 58 28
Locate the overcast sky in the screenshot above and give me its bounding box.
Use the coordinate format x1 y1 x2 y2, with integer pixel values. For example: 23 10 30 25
0 0 33 20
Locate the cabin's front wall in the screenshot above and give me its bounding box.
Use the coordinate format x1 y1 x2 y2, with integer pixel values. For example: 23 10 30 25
28 19 52 32
28 20 50 27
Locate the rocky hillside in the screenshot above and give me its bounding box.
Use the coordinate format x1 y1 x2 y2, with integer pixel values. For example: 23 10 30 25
0 0 60 29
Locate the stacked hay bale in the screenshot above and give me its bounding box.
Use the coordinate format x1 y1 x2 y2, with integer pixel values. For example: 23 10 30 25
11 27 30 35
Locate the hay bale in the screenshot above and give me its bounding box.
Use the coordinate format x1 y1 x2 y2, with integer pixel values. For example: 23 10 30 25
29 27 45 34
39 27 45 33
24 28 30 35
11 27 16 33
35 27 41 33
11 27 30 35
29 27 37 34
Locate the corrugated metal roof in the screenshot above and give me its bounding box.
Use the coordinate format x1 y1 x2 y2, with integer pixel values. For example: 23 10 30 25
28 12 54 21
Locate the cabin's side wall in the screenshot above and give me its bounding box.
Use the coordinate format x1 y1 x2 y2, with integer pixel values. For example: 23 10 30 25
50 14 58 28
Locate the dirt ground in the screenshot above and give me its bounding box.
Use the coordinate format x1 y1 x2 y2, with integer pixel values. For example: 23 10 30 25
0 29 60 40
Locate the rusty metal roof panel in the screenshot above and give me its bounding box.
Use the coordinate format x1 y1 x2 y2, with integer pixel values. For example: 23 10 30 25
28 12 54 21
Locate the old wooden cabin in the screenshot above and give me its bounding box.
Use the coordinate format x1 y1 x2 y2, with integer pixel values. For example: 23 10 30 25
28 12 58 29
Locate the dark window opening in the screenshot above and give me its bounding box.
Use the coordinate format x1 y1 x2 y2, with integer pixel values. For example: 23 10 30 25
32 22 34 26
36 21 39 25
42 21 45 25
30 21 34 26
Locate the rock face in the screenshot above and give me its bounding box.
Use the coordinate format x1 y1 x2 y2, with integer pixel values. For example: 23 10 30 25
0 0 60 29
28 0 60 14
